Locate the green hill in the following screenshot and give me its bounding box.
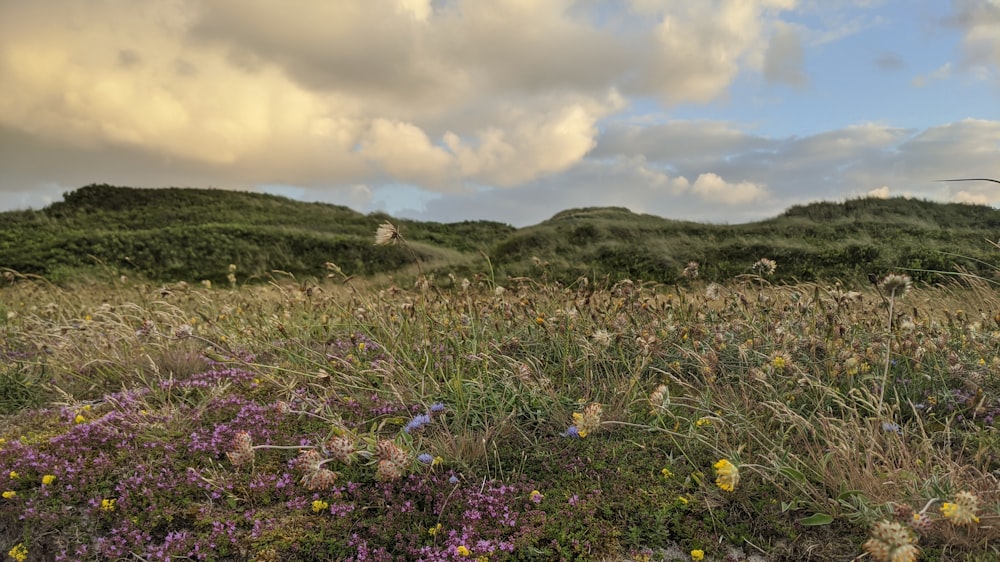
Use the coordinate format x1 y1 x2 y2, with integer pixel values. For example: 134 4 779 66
1 184 998 285
0 184 513 283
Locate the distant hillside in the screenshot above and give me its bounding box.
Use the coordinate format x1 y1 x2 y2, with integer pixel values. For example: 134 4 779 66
0 184 512 283
495 197 1000 283
1 184 998 285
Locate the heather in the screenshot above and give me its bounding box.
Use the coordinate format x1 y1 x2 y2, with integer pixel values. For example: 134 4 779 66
2 263 1000 561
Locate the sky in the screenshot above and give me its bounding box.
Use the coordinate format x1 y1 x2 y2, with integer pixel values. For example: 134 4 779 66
1 0 998 227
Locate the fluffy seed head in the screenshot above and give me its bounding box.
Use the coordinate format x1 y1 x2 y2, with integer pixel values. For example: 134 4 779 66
374 221 401 246
864 521 919 562
880 274 912 298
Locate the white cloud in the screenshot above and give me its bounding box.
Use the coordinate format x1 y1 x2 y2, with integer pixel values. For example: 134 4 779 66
359 93 622 189
690 173 769 204
359 119 454 187
953 190 997 205
637 1 796 102
867 186 890 198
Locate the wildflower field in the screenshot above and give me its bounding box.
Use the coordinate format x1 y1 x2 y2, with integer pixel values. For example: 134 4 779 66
1 262 999 561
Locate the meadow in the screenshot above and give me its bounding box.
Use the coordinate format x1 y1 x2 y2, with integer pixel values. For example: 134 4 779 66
2 243 1000 560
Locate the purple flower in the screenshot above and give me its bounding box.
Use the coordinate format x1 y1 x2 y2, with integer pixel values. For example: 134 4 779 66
449 475 459 484
563 426 581 438
417 453 433 465
430 403 446 413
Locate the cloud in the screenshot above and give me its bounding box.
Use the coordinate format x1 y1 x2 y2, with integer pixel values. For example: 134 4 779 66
358 93 622 189
410 117 998 227
874 51 905 71
944 0 1000 86
630 0 797 102
947 0 1000 72
911 62 952 87
359 119 454 187
763 23 808 87
953 190 997 205
690 173 769 203
0 0 996 229
866 186 890 199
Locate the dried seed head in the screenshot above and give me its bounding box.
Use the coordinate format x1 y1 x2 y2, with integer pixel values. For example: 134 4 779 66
300 468 338 490
376 459 404 481
296 449 323 473
752 258 777 276
226 431 254 467
864 521 919 562
326 436 356 465
880 274 912 298
374 221 401 246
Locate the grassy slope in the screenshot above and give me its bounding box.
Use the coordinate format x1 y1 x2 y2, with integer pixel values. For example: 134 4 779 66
2 184 1000 285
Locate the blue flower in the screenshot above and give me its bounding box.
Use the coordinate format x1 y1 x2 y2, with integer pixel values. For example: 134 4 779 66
881 422 901 433
562 426 581 438
430 403 446 413
404 413 432 433
448 475 459 484
417 453 434 464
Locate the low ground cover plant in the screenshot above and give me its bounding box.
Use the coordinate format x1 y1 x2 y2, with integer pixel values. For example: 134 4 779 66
1 251 999 560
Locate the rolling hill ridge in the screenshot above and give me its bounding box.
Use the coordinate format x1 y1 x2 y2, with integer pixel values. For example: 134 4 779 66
2 184 998 285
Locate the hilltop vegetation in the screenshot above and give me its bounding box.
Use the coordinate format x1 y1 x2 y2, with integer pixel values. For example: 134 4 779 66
2 184 999 285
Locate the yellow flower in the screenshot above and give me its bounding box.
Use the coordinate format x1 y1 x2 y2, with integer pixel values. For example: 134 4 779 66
74 414 86 424
571 403 603 438
941 491 980 525
691 549 705 561
428 523 442 536
695 417 711 427
713 459 739 493
677 496 689 505
101 498 116 512
456 545 471 557
8 471 17 480
41 474 55 485
529 490 544 504
772 355 787 369
7 543 28 562
2 490 15 499
661 468 673 479
311 500 329 513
